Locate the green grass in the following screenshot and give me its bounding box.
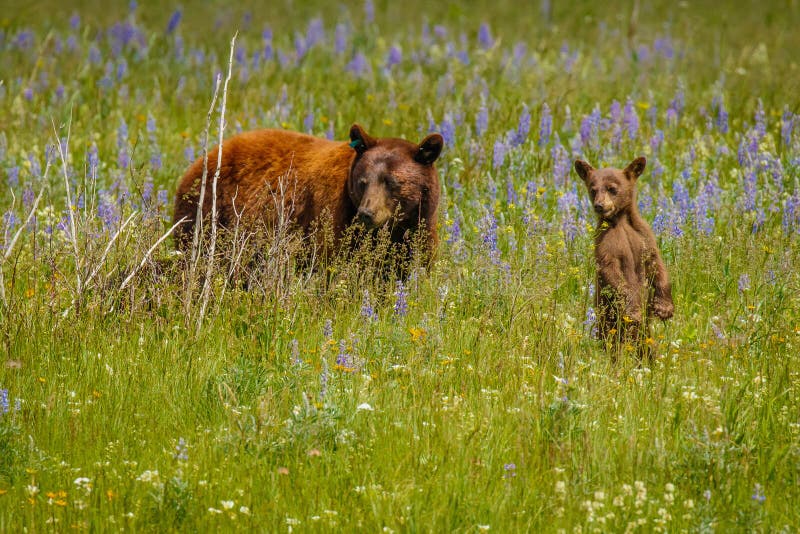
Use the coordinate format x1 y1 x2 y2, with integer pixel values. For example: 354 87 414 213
1 0 799 531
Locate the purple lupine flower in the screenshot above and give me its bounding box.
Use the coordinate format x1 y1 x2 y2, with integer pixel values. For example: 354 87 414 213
0 389 8 415
361 290 378 322
334 23 348 55
506 176 517 206
503 463 517 479
394 280 408 317
306 18 324 48
738 274 751 293
23 87 33 101
781 108 794 147
7 166 19 188
492 138 507 170
713 95 729 134
346 52 370 77
319 359 329 402
386 45 402 69
336 340 351 369
475 104 489 137
538 103 552 147
22 187 34 209
157 189 168 209
364 0 375 23
478 23 493 49
510 104 530 147
323 319 333 339
623 98 639 140
262 27 273 60
446 210 462 245
754 99 766 140
303 112 314 133
744 169 757 212
752 484 766 503
783 193 799 233
584 306 597 336
479 210 501 265
69 13 80 30
609 100 622 124
166 9 182 34
440 114 455 147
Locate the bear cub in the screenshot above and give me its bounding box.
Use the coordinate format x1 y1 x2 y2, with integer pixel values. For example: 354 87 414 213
574 156 674 358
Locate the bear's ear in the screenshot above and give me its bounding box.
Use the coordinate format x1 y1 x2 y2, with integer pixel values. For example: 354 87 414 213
349 123 377 154
574 160 594 182
624 156 646 180
415 133 444 165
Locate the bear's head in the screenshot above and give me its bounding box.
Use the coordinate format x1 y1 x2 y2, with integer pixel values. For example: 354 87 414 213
347 124 443 231
574 157 646 222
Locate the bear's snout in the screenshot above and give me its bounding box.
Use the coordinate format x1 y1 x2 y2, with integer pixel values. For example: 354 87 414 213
357 207 377 228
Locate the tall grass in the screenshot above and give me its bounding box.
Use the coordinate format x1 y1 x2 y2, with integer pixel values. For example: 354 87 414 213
1 0 799 530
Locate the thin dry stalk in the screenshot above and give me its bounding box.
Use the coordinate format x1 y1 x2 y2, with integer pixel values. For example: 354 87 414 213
119 217 187 291
196 32 237 334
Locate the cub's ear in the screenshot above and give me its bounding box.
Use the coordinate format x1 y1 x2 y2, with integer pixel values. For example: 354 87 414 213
574 159 594 182
415 133 444 165
624 156 646 179
349 123 377 154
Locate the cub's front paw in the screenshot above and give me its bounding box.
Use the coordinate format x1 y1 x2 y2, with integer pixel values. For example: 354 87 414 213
653 298 674 320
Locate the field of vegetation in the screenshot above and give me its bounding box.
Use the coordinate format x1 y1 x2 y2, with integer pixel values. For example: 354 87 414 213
1 0 799 530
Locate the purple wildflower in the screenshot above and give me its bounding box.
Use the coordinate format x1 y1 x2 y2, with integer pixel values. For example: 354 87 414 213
394 281 408 317
7 166 19 188
323 319 333 340
303 112 314 133
347 52 371 77
738 274 751 293
166 9 182 34
538 103 552 147
623 98 639 140
386 45 402 68
781 108 794 147
503 463 517 479
754 99 766 140
492 138 507 170
319 359 329 402
335 23 348 55
751 484 766 503
509 105 530 147
478 23 493 49
364 0 375 24
0 389 8 415
439 114 455 147
361 290 378 322
475 104 489 137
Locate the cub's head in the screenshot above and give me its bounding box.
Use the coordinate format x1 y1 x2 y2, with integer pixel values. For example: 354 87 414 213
574 157 646 221
347 124 443 230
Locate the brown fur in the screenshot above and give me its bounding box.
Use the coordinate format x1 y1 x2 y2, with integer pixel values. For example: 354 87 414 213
574 156 674 359
173 124 443 265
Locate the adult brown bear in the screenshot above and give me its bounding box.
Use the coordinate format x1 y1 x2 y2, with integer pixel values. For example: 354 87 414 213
173 124 443 268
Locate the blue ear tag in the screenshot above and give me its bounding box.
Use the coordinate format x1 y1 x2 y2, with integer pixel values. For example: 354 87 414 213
349 139 363 149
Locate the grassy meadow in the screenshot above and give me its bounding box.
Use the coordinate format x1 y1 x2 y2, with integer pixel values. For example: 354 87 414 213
1 0 800 531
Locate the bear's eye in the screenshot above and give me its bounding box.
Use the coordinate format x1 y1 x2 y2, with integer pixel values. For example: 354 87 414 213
359 177 368 187
607 187 617 195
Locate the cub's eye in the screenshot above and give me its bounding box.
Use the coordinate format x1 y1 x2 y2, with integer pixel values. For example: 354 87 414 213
607 187 617 195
